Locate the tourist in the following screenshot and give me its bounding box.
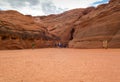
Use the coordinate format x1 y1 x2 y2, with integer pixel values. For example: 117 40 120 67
103 40 108 49
32 43 35 49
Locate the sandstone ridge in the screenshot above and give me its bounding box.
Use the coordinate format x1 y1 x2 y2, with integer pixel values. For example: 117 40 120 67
35 0 120 48
0 10 59 49
0 0 120 49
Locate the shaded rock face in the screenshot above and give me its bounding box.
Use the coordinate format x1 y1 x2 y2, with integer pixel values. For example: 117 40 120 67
0 0 119 49
35 0 120 48
35 7 95 43
69 0 120 48
0 10 59 50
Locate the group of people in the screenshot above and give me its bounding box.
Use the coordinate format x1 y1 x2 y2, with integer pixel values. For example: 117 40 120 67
32 40 108 49
31 41 67 49
56 42 63 48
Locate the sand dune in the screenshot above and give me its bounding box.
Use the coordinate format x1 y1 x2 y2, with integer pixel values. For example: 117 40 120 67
0 48 120 82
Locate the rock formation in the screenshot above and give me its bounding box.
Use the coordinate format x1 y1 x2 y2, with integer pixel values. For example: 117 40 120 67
0 10 59 49
0 0 119 49
69 0 120 48
35 7 95 42
36 0 120 48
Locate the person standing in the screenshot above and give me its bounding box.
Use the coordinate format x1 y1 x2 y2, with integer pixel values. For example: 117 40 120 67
58 42 62 48
103 40 108 49
32 43 35 49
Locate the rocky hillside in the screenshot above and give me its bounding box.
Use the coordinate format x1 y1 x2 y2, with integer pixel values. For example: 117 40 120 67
0 10 59 49
69 0 120 48
0 0 119 49
36 0 120 48
35 7 95 42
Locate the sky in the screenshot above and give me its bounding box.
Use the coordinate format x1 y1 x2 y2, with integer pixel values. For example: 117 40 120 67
0 0 109 16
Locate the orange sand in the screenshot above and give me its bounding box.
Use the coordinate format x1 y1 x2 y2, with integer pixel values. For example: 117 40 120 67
0 48 120 82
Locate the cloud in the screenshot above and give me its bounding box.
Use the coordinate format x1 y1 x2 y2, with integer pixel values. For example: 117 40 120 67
3 0 40 8
41 0 66 15
0 0 66 15
0 0 109 16
52 0 109 9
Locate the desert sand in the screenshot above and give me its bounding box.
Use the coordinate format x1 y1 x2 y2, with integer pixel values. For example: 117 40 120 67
0 48 120 82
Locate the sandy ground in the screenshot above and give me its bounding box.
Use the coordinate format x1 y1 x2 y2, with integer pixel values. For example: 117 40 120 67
0 48 120 82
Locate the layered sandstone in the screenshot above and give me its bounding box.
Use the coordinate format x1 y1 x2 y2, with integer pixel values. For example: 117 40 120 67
35 7 95 42
69 0 120 48
0 10 59 49
36 0 120 48
0 0 119 49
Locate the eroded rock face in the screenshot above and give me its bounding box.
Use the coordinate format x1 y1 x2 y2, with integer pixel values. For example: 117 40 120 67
0 0 119 49
69 0 120 48
0 10 59 49
35 7 95 43
35 0 120 48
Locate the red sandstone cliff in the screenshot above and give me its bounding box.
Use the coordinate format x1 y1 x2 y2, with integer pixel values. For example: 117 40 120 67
69 0 120 48
35 7 95 42
0 10 59 49
0 0 119 49
36 0 120 48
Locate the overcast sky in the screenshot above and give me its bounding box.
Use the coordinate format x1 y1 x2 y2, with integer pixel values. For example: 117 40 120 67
0 0 109 16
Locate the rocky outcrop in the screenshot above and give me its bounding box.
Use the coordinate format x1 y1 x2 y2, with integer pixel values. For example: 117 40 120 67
0 10 59 50
35 0 120 48
69 0 120 48
0 0 119 49
35 7 95 43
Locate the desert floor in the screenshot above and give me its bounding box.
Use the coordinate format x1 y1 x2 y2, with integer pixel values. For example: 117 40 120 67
0 48 120 82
